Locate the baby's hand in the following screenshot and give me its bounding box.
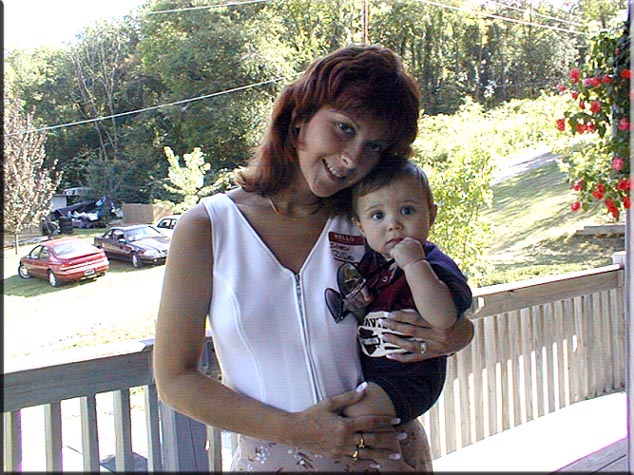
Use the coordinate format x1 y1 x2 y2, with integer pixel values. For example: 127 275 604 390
391 238 426 269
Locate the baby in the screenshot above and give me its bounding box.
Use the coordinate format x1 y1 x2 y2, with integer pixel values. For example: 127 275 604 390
341 157 473 421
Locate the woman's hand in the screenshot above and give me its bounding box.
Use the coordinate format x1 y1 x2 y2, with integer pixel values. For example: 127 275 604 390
289 385 402 460
380 310 474 363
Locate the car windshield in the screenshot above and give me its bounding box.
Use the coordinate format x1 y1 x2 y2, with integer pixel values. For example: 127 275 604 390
53 241 98 257
126 227 161 242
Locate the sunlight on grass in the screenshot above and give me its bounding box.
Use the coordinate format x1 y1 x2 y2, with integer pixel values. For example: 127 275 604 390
482 160 625 285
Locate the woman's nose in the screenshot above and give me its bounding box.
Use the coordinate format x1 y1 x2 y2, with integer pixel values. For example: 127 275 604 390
341 142 364 168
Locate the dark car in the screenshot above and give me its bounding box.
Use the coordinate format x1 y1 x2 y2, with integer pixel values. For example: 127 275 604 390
94 224 170 268
18 238 109 287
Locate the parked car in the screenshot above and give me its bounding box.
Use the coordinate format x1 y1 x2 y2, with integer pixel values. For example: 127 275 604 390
18 238 109 287
154 215 181 237
94 224 170 268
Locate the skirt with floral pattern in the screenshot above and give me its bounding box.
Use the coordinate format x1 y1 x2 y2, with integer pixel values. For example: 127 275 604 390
230 418 433 472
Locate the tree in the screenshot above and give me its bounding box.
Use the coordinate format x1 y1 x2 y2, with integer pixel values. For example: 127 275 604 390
156 146 216 213
3 95 62 254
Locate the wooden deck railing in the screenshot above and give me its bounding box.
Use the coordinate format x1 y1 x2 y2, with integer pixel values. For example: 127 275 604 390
3 264 625 472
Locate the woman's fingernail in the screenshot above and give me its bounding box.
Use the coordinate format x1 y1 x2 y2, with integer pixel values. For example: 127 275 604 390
397 432 408 440
391 417 401 425
369 463 382 469
389 453 402 460
355 381 368 393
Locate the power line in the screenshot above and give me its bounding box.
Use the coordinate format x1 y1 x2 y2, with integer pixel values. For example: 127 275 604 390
413 0 589 36
484 0 588 29
144 0 278 16
6 76 292 137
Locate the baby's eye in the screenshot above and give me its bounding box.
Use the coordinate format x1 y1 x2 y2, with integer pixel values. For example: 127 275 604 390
401 206 415 216
370 211 384 221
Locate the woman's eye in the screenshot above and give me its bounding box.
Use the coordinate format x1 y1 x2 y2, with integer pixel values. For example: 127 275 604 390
368 142 384 154
337 122 354 135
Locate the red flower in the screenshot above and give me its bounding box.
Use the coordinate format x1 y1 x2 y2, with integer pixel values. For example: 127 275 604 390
569 68 581 83
621 69 632 79
571 201 581 212
590 100 601 114
572 179 583 191
606 199 619 219
557 84 566 92
612 157 624 171
625 196 631 209
586 122 595 133
618 118 630 131
579 101 586 110
571 91 579 100
592 184 605 200
576 123 586 134
617 178 632 191
556 118 566 131
602 75 612 83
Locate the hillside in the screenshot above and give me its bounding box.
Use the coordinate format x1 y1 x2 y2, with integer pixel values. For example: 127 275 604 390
483 158 625 285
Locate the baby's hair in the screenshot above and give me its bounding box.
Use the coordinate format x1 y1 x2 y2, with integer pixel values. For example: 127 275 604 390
351 157 434 216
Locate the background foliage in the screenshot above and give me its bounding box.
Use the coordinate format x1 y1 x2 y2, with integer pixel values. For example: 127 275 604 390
3 0 626 281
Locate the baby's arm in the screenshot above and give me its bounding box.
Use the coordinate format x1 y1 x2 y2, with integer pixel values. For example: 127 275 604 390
342 382 396 418
392 238 457 329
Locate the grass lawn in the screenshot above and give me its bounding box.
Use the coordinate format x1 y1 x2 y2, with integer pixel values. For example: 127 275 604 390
3 229 166 362
482 160 625 285
3 162 626 362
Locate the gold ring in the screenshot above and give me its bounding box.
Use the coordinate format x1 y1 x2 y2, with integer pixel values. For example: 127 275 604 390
352 449 359 460
358 434 365 449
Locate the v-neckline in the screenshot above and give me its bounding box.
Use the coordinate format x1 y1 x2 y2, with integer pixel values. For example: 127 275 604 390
222 194 332 275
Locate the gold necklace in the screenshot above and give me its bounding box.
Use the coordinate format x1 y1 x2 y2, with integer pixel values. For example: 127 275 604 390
268 196 324 218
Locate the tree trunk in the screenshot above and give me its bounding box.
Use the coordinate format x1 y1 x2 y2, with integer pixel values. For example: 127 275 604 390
13 233 20 255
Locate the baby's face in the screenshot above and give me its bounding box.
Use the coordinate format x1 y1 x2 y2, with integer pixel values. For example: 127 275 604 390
353 175 437 259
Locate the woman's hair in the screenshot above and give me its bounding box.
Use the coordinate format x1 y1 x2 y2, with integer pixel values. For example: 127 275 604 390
351 157 434 218
236 44 421 199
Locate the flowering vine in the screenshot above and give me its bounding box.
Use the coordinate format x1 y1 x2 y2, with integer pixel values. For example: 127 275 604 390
555 20 631 221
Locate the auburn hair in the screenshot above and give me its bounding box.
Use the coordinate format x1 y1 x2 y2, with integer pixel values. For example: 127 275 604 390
236 44 421 205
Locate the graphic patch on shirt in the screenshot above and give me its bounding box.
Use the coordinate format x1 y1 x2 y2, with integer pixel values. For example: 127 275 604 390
328 232 366 263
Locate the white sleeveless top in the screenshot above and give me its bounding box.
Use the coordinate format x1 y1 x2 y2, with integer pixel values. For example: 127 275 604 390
202 193 367 412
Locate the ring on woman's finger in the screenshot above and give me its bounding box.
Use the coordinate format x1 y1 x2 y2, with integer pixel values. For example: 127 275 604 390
352 449 360 460
357 434 365 449
419 340 427 354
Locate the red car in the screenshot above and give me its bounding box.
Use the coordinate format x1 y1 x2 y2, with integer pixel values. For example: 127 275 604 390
18 238 110 287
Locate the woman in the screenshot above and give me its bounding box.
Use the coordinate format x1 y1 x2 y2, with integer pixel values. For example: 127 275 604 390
154 44 474 472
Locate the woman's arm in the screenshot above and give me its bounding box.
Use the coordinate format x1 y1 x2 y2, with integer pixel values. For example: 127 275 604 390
153 203 398 459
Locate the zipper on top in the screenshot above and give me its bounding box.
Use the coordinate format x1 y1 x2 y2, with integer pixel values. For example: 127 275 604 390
294 272 322 402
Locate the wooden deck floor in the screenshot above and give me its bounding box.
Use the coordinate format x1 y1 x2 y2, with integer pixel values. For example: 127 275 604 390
433 391 627 473
556 437 628 473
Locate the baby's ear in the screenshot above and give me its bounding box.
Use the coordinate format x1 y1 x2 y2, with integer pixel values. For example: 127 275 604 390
352 216 365 235
429 203 438 227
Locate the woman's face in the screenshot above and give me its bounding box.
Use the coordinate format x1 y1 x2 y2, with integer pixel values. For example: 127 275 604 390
295 107 389 198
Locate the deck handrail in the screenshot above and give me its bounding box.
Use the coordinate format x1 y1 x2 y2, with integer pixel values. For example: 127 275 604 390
3 264 626 471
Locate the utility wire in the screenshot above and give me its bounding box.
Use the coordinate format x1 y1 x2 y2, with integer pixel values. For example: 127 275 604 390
483 0 588 29
144 0 278 16
413 0 589 36
6 76 291 136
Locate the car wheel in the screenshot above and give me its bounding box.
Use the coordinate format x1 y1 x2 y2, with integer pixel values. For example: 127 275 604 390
131 253 143 268
18 263 31 279
48 270 60 287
